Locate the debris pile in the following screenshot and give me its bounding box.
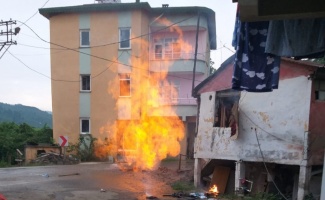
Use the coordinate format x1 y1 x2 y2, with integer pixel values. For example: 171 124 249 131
30 152 79 165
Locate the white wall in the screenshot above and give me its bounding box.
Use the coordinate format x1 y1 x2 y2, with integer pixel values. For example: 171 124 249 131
195 76 312 165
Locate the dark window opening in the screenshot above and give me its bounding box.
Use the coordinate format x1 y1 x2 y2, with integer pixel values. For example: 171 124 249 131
81 75 90 91
214 91 240 137
315 79 325 101
81 119 90 133
37 150 46 156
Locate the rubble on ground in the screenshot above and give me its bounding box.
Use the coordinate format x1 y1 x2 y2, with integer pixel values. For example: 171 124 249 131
30 152 79 165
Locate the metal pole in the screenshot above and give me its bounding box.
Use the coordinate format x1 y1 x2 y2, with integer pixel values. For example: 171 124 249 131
191 12 201 97
320 149 325 199
178 154 182 171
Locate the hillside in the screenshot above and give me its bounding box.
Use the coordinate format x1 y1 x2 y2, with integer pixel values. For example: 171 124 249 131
0 103 52 128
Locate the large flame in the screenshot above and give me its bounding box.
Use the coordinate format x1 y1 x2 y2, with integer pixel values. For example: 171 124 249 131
94 17 193 171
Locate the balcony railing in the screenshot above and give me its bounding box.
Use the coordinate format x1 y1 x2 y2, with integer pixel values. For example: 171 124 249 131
160 97 197 105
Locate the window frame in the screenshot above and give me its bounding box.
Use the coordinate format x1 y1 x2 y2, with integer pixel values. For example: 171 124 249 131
154 37 181 60
119 74 131 97
80 74 91 92
315 79 325 101
213 90 240 138
80 29 90 47
80 118 90 134
119 28 131 49
171 81 180 100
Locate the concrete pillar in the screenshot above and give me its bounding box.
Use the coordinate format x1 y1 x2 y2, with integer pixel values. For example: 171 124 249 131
297 131 311 200
297 161 311 200
292 174 299 200
320 150 325 200
194 158 201 187
235 160 246 192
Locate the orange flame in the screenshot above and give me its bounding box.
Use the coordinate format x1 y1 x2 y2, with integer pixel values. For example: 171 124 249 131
209 185 219 195
94 17 193 171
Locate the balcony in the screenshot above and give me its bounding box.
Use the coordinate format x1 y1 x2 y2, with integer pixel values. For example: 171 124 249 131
159 97 197 106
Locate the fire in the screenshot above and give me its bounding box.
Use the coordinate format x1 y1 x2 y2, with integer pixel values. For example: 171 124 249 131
209 185 219 195
95 17 192 171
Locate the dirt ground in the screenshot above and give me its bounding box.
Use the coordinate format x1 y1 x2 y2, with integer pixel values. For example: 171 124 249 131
0 159 208 200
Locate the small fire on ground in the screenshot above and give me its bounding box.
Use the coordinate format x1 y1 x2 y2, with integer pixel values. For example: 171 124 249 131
206 184 219 198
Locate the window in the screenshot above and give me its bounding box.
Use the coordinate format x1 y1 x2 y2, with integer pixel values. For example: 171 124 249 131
80 75 91 91
80 118 90 134
154 44 163 59
154 37 181 59
315 80 325 101
119 28 131 49
80 30 90 47
171 81 180 100
214 91 240 138
119 74 131 97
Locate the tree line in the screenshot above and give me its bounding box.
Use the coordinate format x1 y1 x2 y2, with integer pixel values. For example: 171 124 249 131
0 122 53 166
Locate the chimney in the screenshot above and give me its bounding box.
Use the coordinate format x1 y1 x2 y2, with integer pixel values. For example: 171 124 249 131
136 0 140 3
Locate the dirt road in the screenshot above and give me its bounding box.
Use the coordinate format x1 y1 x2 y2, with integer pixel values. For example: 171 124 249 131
0 160 195 200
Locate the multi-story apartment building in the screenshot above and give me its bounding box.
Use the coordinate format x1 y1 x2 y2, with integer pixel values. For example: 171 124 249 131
39 0 216 166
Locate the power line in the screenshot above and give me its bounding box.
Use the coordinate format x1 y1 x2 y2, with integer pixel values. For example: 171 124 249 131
0 44 11 59
8 50 54 81
16 17 207 83
17 17 193 69
254 128 288 200
239 104 303 146
19 0 51 27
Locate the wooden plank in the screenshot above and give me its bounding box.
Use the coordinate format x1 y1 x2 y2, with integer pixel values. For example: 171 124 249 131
210 166 231 194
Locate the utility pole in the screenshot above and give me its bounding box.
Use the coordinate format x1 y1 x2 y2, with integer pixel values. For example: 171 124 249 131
191 12 200 97
0 19 20 53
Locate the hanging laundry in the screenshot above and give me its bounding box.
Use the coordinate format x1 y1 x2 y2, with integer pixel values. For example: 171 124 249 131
265 18 325 59
232 12 281 92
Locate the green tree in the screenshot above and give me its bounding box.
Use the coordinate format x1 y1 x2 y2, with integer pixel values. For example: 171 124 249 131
0 122 53 166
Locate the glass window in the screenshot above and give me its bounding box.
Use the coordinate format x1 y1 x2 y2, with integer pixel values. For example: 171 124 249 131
80 118 90 134
119 28 131 49
119 74 131 97
80 30 90 47
81 75 91 91
153 37 181 59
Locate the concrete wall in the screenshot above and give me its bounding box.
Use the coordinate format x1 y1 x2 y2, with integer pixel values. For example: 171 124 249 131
50 14 81 145
195 75 312 165
309 80 325 165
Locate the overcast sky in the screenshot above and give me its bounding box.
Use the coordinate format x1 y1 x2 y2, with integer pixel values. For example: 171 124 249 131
0 0 237 111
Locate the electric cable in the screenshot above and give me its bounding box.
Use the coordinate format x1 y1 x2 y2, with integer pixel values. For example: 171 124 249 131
16 17 192 69
254 128 288 200
0 44 12 60
19 0 51 27
16 17 207 83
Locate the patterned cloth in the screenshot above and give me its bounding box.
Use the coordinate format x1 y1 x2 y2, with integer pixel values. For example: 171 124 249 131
232 13 281 92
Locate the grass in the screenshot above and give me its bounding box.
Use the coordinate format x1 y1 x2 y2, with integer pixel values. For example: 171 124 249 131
171 181 196 191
